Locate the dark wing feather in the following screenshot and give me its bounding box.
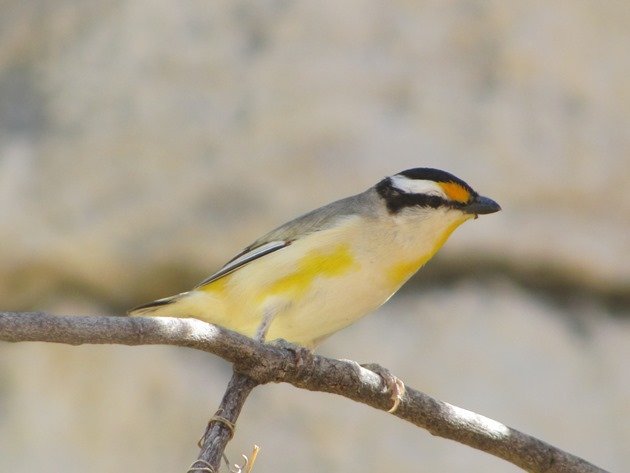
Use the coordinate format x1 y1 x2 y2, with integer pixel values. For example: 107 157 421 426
194 240 289 288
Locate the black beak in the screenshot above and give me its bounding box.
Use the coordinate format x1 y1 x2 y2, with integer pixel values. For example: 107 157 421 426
463 195 501 215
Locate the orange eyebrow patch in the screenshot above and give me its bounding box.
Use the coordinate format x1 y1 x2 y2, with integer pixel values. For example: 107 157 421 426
438 182 471 203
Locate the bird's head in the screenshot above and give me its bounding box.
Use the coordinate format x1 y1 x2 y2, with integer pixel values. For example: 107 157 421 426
376 167 501 222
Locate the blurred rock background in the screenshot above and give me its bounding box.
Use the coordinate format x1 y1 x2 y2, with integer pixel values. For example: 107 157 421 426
0 1 628 472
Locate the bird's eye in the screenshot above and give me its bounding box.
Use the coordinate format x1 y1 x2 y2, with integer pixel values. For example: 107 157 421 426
427 195 443 207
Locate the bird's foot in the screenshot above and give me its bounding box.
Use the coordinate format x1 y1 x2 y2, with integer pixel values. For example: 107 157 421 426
269 338 314 369
361 363 406 413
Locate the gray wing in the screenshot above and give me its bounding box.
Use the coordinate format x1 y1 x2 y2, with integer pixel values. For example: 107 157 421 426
194 189 375 289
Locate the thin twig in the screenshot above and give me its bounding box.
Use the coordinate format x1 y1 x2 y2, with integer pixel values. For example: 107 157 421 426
0 311 610 473
196 371 259 470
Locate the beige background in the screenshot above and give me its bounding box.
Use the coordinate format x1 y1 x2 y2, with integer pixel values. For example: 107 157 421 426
0 1 628 472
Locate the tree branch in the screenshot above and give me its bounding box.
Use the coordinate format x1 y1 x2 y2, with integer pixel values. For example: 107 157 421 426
0 311 608 473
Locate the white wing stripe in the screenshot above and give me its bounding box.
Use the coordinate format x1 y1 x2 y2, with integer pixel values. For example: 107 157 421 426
224 241 287 271
194 240 288 288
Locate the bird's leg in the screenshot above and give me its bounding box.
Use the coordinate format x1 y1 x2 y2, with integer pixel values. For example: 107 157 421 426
255 307 277 341
361 363 406 413
255 306 313 367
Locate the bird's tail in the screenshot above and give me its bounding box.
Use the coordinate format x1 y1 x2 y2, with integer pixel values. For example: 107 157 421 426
127 292 190 316
127 289 226 326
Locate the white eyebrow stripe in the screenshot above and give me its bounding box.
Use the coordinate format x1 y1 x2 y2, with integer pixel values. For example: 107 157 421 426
390 175 447 197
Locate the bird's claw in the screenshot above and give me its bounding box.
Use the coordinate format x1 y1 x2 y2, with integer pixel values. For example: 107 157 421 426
361 363 406 413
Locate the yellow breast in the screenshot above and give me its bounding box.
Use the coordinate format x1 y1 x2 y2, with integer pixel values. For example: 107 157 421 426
386 216 470 287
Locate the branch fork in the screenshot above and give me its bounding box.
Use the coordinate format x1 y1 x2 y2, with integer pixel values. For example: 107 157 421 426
0 311 609 473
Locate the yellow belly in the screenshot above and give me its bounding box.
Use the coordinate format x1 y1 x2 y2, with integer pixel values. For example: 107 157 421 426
148 212 470 347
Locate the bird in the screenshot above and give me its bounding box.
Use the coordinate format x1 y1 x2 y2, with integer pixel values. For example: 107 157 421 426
129 168 500 350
